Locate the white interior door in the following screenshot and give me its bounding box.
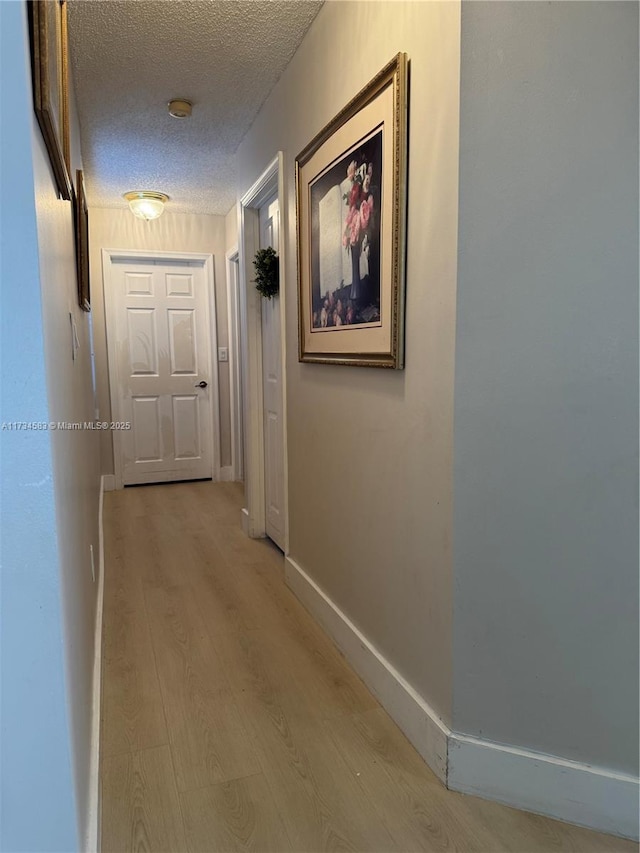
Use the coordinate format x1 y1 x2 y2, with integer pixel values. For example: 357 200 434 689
260 195 285 549
107 256 214 486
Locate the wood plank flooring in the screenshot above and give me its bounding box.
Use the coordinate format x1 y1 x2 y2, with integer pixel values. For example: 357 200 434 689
101 481 634 853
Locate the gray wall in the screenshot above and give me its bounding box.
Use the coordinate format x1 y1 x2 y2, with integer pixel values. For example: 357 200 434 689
237 0 462 724
33 94 102 853
0 3 93 848
453 1 639 774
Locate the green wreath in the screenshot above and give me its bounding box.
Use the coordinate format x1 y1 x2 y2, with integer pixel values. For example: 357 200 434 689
253 247 279 299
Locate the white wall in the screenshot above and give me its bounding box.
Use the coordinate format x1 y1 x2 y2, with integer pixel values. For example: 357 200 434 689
0 3 101 849
236 0 461 725
89 208 232 473
225 203 238 254
453 1 639 775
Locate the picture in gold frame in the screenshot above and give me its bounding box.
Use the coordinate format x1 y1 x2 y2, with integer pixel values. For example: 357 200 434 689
296 53 408 368
74 170 90 311
29 0 72 200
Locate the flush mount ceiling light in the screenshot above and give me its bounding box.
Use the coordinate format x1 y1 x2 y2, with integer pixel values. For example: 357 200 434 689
123 191 169 221
168 98 192 119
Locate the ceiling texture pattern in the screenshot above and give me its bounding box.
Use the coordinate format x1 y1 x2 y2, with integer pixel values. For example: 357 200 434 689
67 0 323 215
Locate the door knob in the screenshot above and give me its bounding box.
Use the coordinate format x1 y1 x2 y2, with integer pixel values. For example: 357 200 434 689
195 380 208 388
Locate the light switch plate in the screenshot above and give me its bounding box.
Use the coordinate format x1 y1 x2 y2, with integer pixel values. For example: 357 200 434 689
218 347 228 363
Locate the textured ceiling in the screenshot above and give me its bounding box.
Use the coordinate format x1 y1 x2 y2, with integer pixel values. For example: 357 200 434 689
67 0 323 215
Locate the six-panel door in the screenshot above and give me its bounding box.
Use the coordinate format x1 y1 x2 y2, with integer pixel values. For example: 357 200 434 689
110 258 213 485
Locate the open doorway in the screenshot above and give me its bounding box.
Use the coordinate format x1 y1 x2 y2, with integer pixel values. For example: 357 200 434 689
226 248 243 483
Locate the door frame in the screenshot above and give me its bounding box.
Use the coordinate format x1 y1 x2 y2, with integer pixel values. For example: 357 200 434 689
102 248 220 490
226 246 243 482
239 153 289 551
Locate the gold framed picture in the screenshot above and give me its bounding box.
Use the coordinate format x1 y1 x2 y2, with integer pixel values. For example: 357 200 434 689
29 0 72 200
296 53 409 368
74 170 90 311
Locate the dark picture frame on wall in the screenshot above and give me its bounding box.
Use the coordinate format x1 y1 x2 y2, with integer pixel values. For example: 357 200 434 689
74 170 90 311
28 0 73 200
295 53 409 368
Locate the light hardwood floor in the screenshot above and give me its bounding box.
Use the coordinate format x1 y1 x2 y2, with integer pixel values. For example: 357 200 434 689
101 481 634 853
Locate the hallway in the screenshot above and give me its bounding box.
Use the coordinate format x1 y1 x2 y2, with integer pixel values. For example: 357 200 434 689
100 482 632 853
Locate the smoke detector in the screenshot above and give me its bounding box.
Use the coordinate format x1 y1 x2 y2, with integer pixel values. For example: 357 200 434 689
168 98 192 119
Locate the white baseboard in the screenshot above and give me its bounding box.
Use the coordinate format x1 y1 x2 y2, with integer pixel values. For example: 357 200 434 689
448 734 639 841
284 555 639 842
102 474 115 492
86 476 107 852
284 556 449 781
218 465 234 482
240 507 250 536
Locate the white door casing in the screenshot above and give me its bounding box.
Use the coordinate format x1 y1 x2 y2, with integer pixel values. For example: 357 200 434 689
226 247 243 482
103 250 219 488
259 195 285 549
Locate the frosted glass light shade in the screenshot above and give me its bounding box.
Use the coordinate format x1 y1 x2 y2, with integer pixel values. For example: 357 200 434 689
123 191 169 221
